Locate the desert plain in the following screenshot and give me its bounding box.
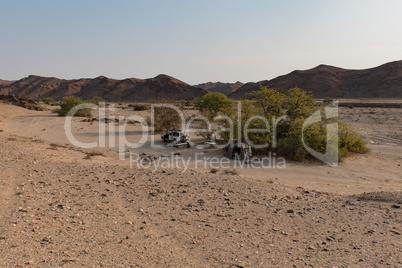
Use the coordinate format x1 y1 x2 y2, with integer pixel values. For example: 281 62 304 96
0 100 401 267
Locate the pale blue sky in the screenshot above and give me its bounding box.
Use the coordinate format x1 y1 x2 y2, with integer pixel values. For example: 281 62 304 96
1 0 401 84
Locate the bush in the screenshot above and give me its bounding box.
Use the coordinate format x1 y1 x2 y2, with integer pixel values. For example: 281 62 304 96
84 151 105 159
337 120 370 157
34 98 41 103
323 98 334 105
42 97 54 105
90 96 104 105
151 105 182 133
58 96 92 117
277 118 368 162
277 119 325 161
210 168 219 174
131 104 150 111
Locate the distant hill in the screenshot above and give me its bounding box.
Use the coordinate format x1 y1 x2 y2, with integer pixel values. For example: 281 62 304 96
194 81 244 96
0 74 208 102
0 79 13 87
229 61 402 99
2 60 401 102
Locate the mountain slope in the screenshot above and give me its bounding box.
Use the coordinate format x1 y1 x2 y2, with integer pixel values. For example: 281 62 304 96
0 75 208 102
194 81 243 96
229 61 402 99
0 79 13 87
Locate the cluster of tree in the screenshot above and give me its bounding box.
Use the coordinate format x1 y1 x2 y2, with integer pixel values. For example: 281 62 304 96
194 88 368 162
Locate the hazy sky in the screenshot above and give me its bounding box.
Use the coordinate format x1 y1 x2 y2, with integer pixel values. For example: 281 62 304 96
1 0 401 84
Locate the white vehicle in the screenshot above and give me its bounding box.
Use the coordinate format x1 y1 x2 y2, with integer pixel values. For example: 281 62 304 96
161 129 184 143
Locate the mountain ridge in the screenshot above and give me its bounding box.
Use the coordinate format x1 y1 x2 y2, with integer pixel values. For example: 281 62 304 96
1 61 401 101
229 61 402 99
0 75 208 102
194 81 244 96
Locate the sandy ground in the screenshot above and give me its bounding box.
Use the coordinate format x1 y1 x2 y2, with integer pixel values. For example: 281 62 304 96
0 102 401 267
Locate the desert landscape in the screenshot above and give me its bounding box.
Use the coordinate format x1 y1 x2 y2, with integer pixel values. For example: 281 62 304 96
2 0 402 266
0 95 401 267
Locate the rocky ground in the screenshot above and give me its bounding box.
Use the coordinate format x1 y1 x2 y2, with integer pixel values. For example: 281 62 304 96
0 136 401 267
0 102 401 267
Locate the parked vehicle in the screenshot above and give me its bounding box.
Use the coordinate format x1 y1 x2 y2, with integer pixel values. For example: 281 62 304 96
161 129 184 143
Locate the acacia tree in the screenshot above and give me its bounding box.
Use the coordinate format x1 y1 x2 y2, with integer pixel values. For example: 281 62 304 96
247 85 285 118
285 87 317 120
194 92 233 120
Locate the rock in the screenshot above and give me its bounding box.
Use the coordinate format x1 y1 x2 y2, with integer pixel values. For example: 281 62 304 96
62 259 78 263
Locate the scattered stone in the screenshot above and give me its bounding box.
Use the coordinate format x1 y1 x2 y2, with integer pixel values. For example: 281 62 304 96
390 230 401 235
62 259 78 263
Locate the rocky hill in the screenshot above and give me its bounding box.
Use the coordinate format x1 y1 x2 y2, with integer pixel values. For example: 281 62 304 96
0 75 208 102
0 79 13 87
0 94 49 111
194 81 243 96
229 61 402 99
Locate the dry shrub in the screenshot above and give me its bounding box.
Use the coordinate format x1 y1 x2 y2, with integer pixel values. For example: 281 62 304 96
58 96 92 117
84 151 105 159
129 104 150 111
210 168 219 174
150 100 182 133
224 169 239 175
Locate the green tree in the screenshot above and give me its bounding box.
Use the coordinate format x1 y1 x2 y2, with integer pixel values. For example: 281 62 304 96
151 102 182 133
285 87 317 120
247 85 285 118
58 96 92 117
194 92 233 119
